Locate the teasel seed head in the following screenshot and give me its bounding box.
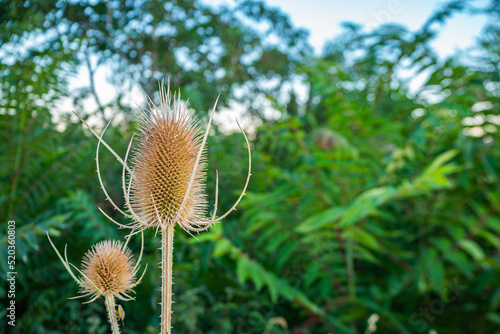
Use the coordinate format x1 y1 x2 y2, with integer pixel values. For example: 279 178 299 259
81 240 136 300
47 232 147 304
130 89 208 230
76 81 252 236
48 233 147 334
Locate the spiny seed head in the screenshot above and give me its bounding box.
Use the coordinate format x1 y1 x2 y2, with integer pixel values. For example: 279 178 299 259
81 240 136 299
130 88 207 229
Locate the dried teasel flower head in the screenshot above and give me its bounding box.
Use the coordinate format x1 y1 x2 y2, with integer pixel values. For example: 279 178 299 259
47 233 147 304
48 234 147 334
89 82 251 236
81 240 136 300
130 88 208 230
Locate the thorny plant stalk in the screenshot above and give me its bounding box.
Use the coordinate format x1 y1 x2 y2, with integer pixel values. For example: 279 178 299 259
162 224 174 333
105 295 120 334
47 232 147 334
75 82 252 333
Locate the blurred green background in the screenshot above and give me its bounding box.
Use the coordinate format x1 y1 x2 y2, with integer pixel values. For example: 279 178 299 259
1 0 500 333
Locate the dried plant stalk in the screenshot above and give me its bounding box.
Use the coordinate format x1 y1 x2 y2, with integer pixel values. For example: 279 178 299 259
105 295 120 334
161 224 174 333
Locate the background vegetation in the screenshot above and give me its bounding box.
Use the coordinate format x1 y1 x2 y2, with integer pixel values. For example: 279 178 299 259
1 0 500 333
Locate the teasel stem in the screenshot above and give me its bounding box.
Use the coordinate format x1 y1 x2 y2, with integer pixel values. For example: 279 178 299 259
161 223 175 334
105 295 120 334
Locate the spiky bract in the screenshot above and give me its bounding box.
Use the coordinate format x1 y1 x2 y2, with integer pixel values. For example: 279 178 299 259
81 240 136 300
130 90 208 230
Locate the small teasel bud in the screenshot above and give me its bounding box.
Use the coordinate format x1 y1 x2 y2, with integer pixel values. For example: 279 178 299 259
79 240 145 334
47 233 147 334
81 240 136 300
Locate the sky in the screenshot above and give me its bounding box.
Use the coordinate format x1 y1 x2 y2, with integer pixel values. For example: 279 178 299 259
204 0 489 57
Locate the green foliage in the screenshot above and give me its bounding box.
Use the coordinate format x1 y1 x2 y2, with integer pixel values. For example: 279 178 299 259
1 0 500 333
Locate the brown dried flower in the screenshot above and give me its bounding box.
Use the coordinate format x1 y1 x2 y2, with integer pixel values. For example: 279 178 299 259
47 234 147 334
129 90 209 231
81 240 136 300
89 83 251 236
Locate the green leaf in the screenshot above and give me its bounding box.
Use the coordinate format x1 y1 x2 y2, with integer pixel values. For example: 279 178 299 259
444 251 473 279
267 231 289 251
296 206 345 233
422 149 459 175
411 150 459 191
486 312 500 326
476 230 500 250
490 289 500 310
249 261 265 291
486 217 500 234
339 187 398 227
422 248 444 292
458 239 485 261
236 257 252 284
0 246 7 274
264 272 280 303
347 226 381 251
212 239 232 258
17 238 29 263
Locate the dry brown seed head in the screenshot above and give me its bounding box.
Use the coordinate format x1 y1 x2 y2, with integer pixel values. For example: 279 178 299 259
81 240 136 299
130 90 207 229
